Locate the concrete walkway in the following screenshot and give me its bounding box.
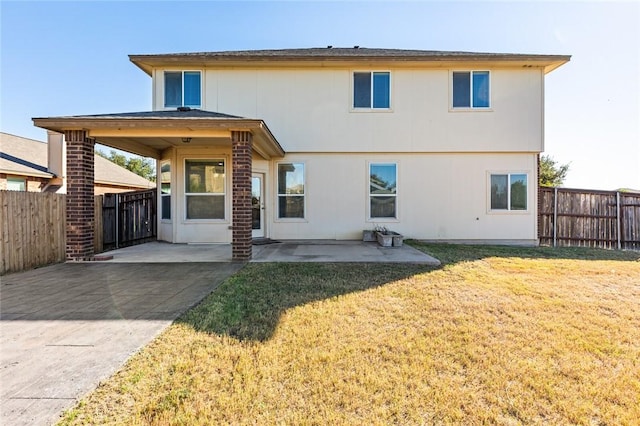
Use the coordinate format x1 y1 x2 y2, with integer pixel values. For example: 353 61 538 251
0 262 243 426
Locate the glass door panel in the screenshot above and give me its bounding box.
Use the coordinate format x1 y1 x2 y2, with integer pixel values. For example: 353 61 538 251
251 174 264 238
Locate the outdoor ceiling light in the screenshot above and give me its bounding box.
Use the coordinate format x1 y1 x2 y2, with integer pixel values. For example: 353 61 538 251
181 137 191 144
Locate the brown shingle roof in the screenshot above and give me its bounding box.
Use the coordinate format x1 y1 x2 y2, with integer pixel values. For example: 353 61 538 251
93 154 155 188
48 109 243 120
130 47 571 75
131 47 566 60
0 133 52 178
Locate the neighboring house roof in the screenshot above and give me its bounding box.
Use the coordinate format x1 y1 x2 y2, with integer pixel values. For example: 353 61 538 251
0 133 53 178
130 47 571 75
0 132 155 189
94 154 155 188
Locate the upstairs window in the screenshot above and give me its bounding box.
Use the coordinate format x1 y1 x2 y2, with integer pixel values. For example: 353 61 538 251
165 71 201 108
490 173 527 211
353 72 390 109
452 71 490 108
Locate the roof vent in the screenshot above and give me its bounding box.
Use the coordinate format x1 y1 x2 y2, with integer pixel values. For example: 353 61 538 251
353 45 360 49
177 106 191 112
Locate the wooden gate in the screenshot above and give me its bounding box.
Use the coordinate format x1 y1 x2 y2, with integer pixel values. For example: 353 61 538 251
102 189 156 250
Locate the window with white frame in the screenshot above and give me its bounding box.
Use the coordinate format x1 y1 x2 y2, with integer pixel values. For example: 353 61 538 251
353 71 390 109
185 159 225 219
369 163 397 218
277 163 305 218
490 173 527 211
160 161 171 220
452 71 490 108
7 177 26 191
165 71 201 108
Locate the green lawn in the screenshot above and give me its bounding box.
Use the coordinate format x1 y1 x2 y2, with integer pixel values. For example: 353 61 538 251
60 244 640 425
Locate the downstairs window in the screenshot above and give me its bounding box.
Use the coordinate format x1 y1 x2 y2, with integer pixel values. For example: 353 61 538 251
370 163 397 218
277 163 305 219
490 173 527 211
185 159 225 219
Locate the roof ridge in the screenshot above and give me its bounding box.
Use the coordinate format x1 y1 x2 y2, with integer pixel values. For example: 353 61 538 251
34 109 247 120
130 47 568 58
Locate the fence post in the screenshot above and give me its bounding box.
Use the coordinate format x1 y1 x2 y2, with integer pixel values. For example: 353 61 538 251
115 193 119 249
616 191 621 250
553 187 558 247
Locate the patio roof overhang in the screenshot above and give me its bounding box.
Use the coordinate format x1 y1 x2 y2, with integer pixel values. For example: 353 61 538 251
32 110 286 160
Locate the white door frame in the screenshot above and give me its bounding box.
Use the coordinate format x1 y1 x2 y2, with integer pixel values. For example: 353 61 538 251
251 173 265 238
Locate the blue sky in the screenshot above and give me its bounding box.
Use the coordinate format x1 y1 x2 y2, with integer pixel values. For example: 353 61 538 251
1 1 638 190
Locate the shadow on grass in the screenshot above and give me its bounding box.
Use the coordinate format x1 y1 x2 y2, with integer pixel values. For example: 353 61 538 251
177 262 433 342
177 243 639 342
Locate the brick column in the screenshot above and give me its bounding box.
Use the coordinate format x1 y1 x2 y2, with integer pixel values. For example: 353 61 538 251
64 130 95 261
231 131 253 261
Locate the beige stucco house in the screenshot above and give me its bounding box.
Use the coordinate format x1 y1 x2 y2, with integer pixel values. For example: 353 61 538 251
33 48 570 261
0 132 155 194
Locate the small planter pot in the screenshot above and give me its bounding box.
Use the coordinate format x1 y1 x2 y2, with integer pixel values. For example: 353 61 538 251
363 230 376 242
376 231 393 247
391 233 404 247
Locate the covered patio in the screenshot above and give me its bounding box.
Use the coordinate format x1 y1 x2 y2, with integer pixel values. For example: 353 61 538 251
33 109 285 261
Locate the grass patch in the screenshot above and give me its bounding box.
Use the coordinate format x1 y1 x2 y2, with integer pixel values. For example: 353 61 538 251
59 245 640 425
408 240 640 265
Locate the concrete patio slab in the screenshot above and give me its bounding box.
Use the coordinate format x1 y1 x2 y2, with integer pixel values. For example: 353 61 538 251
0 262 243 426
252 240 441 264
98 240 441 265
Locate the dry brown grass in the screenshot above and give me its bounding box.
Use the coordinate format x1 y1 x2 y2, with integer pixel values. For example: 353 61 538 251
59 245 640 425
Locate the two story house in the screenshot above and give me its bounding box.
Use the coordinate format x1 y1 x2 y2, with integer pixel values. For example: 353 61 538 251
33 47 570 261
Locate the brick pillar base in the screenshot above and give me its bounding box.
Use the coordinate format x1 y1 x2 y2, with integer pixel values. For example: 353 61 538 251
231 131 253 261
64 130 95 261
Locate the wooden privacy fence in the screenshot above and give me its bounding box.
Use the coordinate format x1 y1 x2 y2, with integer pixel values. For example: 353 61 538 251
0 191 66 275
539 187 640 250
2 191 116 275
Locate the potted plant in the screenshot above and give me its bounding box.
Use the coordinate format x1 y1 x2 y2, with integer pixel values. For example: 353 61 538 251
375 225 393 247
